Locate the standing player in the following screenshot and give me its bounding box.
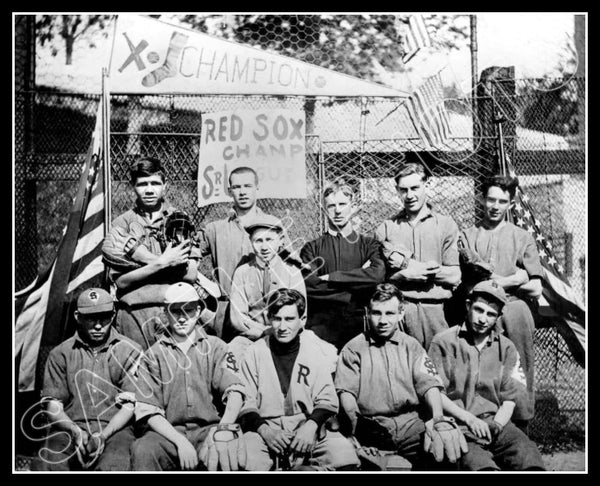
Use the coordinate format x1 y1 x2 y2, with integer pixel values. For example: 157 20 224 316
32 288 141 471
238 289 360 471
228 215 306 360
374 162 461 350
428 281 545 470
335 283 467 470
375 163 460 349
301 179 385 350
459 175 543 424
102 157 201 350
131 282 247 471
198 166 298 339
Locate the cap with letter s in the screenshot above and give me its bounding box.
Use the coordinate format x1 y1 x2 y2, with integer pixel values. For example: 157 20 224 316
77 288 115 314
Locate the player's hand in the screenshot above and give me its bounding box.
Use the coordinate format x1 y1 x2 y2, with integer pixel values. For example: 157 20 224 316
424 417 469 463
72 426 90 455
289 420 318 455
388 252 406 269
394 259 440 282
157 241 190 269
258 424 292 455
463 413 492 442
176 436 199 470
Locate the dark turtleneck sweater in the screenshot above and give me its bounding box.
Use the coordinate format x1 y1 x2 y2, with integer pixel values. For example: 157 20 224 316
238 332 334 433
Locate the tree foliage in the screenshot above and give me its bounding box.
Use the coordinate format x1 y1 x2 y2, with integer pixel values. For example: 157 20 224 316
175 14 469 82
35 14 113 65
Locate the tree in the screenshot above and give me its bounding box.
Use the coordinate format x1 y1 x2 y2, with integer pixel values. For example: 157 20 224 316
36 14 113 65
174 14 469 83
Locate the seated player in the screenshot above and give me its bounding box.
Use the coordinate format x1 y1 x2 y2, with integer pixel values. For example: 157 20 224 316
335 283 468 471
32 288 141 471
130 282 247 471
428 280 546 471
238 288 360 471
228 214 306 361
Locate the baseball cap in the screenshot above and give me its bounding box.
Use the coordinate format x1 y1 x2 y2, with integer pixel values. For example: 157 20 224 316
469 280 508 306
245 214 283 235
164 282 200 305
77 288 115 315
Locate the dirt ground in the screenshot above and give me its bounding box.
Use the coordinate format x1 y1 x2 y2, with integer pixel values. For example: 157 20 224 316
542 451 586 471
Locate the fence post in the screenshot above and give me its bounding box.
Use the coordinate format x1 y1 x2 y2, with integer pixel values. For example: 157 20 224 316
475 66 516 221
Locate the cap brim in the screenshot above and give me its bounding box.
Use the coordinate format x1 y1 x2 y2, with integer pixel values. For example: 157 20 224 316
245 225 282 234
470 290 506 306
78 304 115 314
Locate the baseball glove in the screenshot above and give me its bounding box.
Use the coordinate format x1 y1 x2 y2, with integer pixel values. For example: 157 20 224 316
424 417 469 463
199 423 247 471
162 211 196 249
458 238 493 282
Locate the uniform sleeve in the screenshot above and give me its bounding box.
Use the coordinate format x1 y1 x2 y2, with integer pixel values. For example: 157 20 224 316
290 266 307 300
427 338 452 392
41 348 70 404
300 239 324 288
311 364 339 413
113 340 143 403
134 349 166 413
328 237 386 284
499 343 529 406
211 339 246 403
441 216 460 266
409 343 445 398
101 215 140 270
229 267 252 336
334 346 361 398
239 348 260 415
373 220 413 262
519 232 544 279
196 222 215 259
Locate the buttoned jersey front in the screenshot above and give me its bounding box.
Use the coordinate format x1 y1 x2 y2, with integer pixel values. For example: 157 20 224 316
229 254 306 334
428 324 528 417
334 329 444 417
135 330 244 428
41 328 142 426
374 205 459 301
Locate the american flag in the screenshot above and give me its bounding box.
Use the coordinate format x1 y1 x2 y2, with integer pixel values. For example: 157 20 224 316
397 15 432 64
15 105 106 392
508 162 586 367
407 72 452 150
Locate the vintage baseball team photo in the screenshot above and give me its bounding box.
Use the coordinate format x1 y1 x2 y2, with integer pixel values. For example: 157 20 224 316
13 12 587 473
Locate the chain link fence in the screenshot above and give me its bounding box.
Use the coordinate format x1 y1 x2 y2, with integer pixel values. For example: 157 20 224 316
15 75 585 447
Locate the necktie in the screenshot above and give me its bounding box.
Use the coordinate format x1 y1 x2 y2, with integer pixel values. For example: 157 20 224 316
263 262 271 298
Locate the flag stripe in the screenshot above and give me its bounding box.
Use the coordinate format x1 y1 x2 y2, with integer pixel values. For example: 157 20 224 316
402 15 432 63
71 224 104 263
16 262 56 391
67 255 104 294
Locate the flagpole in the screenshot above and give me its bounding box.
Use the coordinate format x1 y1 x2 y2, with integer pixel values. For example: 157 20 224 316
470 15 478 128
102 67 112 236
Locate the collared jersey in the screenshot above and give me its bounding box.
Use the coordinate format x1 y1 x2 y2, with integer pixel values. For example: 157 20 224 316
134 329 245 427
300 230 385 306
41 328 142 426
334 329 444 417
374 205 459 300
460 222 544 291
428 324 529 417
240 330 339 421
229 254 306 336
